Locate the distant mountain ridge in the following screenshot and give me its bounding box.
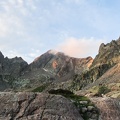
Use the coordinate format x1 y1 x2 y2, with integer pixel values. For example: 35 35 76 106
0 52 28 76
22 49 93 77
0 49 93 91
0 52 28 91
0 37 120 95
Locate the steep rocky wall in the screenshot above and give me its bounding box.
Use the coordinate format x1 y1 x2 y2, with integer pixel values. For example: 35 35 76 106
0 52 28 91
0 51 28 77
22 50 93 79
71 38 120 91
91 39 120 68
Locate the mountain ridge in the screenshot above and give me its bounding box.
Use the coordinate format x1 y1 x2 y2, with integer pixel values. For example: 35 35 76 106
0 37 120 93
0 37 120 120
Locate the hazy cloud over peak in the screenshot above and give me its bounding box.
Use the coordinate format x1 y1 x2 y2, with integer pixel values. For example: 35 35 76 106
57 37 106 58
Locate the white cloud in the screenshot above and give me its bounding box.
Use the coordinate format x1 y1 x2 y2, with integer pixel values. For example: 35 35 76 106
65 0 85 4
1 49 32 64
6 50 22 58
1 49 28 62
0 0 37 37
57 37 106 58
0 0 116 64
0 15 24 38
28 49 41 58
17 0 24 6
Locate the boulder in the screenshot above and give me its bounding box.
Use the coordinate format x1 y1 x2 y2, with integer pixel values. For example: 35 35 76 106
90 97 120 120
0 92 83 120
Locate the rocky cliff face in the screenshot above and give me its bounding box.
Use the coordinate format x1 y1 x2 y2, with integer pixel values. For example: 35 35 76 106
84 63 120 92
0 92 83 120
0 52 28 77
91 39 120 68
71 38 120 91
16 50 93 91
0 50 93 91
0 52 28 91
21 50 93 78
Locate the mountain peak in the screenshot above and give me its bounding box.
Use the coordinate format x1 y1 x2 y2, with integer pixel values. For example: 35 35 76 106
47 49 58 55
0 51 4 62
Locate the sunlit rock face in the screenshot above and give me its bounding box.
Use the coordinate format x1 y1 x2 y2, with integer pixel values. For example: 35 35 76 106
0 49 93 91
21 49 93 81
88 38 120 82
91 39 120 68
71 38 120 92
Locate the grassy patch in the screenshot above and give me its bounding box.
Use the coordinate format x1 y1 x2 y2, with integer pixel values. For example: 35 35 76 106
49 89 89 101
32 84 48 92
95 85 111 97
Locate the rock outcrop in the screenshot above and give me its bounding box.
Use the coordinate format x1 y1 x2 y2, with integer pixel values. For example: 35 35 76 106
0 52 28 91
18 50 93 91
71 38 120 91
0 52 28 77
21 50 93 79
91 39 120 68
0 92 83 120
84 63 120 93
0 50 93 91
90 97 120 120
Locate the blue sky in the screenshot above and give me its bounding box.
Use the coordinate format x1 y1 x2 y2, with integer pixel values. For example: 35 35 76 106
0 0 120 63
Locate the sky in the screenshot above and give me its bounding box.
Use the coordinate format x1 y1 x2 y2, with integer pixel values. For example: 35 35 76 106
0 0 120 63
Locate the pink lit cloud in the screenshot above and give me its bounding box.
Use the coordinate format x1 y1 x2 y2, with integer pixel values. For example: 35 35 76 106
57 37 106 58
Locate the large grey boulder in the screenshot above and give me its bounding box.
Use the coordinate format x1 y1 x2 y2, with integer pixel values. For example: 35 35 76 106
0 92 83 120
90 97 120 120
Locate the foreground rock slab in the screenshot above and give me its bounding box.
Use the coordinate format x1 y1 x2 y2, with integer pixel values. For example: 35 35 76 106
0 92 83 120
90 97 120 120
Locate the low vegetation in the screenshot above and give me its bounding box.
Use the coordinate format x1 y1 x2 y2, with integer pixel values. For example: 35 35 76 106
49 89 99 120
97 85 111 96
32 84 48 92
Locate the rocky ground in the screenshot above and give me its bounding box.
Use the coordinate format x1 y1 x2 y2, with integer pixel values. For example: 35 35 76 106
0 92 120 120
90 97 120 120
0 92 83 120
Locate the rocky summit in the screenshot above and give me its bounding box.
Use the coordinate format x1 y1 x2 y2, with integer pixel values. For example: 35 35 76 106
21 49 93 79
0 37 120 120
0 53 28 91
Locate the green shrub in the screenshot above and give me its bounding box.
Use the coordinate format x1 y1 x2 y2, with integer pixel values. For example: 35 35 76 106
32 84 47 92
97 85 111 96
48 89 73 96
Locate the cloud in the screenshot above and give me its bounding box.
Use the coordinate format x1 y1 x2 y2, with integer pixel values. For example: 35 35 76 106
57 37 106 58
0 0 37 37
0 0 42 63
1 49 29 63
0 0 117 64
0 45 43 64
65 0 86 4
